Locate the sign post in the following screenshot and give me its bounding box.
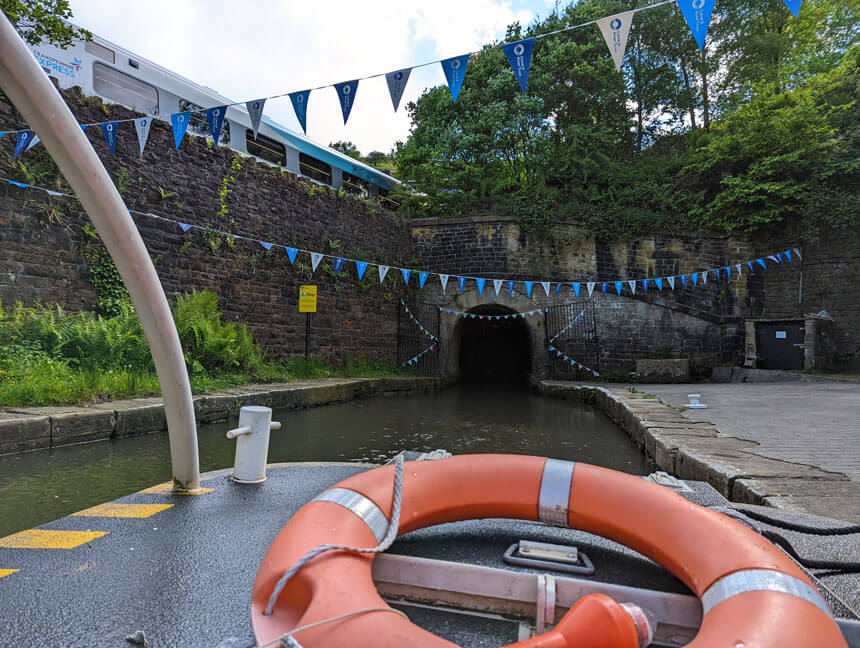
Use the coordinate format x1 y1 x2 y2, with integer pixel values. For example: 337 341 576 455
299 285 317 362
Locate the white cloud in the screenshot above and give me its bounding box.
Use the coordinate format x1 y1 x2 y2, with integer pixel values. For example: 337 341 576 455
68 0 536 154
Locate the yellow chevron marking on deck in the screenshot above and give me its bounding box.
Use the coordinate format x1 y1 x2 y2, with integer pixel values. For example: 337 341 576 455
139 482 213 495
0 529 108 549
72 503 174 518
0 569 19 579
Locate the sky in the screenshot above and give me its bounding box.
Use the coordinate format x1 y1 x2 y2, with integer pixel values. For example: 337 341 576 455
67 0 561 156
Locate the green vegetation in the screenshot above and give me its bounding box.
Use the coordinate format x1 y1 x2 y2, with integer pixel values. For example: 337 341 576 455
1 0 90 47
394 0 858 239
0 291 407 407
329 141 396 176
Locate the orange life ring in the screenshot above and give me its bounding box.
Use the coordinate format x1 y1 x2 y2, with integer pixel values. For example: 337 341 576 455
251 455 846 647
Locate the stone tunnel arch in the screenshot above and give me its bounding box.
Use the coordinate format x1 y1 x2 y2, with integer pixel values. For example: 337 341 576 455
437 289 548 383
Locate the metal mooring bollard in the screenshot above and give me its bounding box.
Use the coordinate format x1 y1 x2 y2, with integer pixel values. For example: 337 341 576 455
226 406 281 483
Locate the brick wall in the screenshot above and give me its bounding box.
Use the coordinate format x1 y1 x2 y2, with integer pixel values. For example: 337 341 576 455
411 215 859 371
0 88 410 363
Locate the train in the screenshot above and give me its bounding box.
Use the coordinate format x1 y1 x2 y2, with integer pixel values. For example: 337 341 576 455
27 27 400 199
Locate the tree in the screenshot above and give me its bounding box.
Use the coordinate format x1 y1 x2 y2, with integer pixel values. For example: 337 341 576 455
1 0 89 48
329 141 362 160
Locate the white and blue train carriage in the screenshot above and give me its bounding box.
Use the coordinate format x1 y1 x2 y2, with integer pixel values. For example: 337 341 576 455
28 28 399 201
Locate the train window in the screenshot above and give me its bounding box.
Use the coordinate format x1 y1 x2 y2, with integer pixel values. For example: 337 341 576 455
342 171 371 198
299 153 332 185
93 62 158 114
246 130 286 166
85 41 115 64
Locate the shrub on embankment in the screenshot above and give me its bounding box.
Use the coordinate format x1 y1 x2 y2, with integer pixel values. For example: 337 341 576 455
0 290 405 407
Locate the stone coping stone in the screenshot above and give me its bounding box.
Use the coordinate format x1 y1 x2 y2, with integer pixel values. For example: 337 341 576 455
0 411 51 453
0 377 439 454
90 398 167 437
733 479 860 523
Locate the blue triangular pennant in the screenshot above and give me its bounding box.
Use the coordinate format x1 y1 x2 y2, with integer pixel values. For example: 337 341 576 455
14 130 34 158
178 222 193 232
680 274 687 287
691 272 698 286
507 280 515 297
440 54 471 102
757 258 767 269
746 261 754 273
8 180 27 188
725 266 733 279
776 253 784 263
385 68 412 112
289 91 311 134
334 80 359 125
572 282 581 297
714 268 721 280
555 283 562 296
419 271 429 288
457 276 467 293
356 260 368 280
259 241 273 251
206 106 227 145
614 281 623 295
782 0 802 17
524 281 533 297
784 249 792 262
476 278 486 294
655 277 663 292
400 268 411 285
332 257 345 275
100 121 119 156
677 0 716 49
642 279 649 293
286 247 298 264
601 283 608 295
0 132 5 141
501 38 534 93
171 112 191 149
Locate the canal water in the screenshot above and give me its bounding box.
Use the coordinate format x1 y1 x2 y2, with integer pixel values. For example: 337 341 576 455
0 386 652 538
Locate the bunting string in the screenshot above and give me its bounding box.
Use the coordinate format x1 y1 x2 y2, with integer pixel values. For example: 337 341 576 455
549 309 586 344
403 342 437 367
547 343 600 378
400 299 438 341
0 0 804 143
0 176 802 296
440 306 547 320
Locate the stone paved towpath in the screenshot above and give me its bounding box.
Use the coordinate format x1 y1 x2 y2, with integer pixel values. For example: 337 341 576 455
630 381 860 522
638 382 860 481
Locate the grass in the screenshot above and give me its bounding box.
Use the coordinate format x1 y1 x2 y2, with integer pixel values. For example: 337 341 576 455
0 292 408 408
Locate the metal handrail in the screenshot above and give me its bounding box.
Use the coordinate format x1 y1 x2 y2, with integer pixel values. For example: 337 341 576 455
0 13 201 491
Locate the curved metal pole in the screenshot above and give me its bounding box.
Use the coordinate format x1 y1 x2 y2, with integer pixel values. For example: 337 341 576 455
0 15 200 491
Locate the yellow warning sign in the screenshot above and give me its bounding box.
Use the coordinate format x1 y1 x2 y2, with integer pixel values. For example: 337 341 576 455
299 285 317 313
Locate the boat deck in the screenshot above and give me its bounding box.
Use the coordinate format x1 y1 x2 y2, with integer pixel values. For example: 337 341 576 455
0 462 857 647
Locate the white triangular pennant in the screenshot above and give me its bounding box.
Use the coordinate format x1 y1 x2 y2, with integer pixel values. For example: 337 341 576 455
736 264 742 276
702 271 708 285
494 279 503 296
628 280 636 294
246 99 266 139
311 252 323 272
134 117 151 157
587 282 595 297
378 265 390 283
26 134 41 150
597 11 634 71
385 68 412 112
439 274 449 292
667 276 675 290
541 281 550 296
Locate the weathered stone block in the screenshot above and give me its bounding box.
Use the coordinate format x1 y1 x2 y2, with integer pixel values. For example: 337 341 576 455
0 412 52 453
634 359 690 383
92 398 166 437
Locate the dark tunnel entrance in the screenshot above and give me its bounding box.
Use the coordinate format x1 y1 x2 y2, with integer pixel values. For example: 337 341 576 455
458 305 531 384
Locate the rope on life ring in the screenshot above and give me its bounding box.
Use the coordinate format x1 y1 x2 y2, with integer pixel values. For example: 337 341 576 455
251 454 848 648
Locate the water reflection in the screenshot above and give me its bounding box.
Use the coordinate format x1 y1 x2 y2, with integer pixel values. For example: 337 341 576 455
0 385 651 537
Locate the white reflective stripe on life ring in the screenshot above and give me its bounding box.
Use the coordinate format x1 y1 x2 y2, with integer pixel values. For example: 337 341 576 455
312 488 390 544
538 459 575 527
701 569 832 617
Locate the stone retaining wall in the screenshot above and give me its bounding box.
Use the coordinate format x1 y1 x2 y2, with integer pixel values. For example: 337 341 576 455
0 377 439 454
